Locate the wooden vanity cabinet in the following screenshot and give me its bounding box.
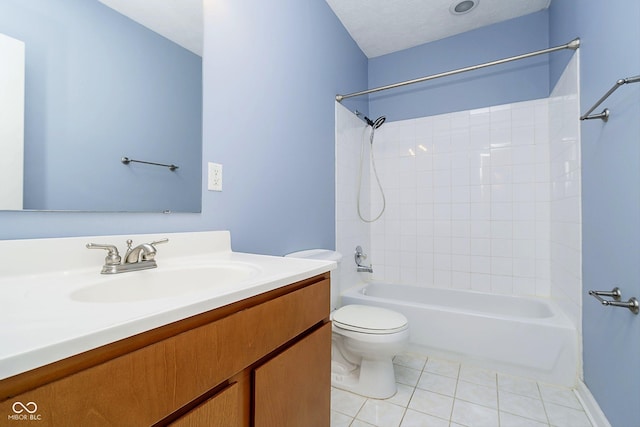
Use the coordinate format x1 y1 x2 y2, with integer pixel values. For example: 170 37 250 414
254 323 331 427
0 273 331 427
168 382 241 427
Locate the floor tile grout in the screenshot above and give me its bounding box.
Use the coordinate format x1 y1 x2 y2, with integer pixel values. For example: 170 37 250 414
331 351 592 427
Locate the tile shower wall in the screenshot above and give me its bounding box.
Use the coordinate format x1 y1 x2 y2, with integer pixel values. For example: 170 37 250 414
335 56 581 328
367 99 553 297
335 103 372 297
549 54 582 331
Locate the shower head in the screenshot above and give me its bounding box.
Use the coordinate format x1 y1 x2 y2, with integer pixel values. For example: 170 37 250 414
364 115 386 129
372 116 386 129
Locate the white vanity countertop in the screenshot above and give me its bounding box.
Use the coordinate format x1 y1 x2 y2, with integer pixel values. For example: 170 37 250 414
0 231 335 380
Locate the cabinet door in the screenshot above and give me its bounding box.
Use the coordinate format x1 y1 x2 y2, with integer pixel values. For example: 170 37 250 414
253 322 331 427
168 382 240 427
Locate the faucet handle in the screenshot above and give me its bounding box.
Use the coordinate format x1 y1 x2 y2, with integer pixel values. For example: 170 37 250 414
143 238 169 261
86 243 122 266
126 238 168 249
150 238 169 248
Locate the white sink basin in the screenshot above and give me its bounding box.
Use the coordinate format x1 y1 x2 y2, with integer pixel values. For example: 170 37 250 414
0 231 337 381
70 263 261 303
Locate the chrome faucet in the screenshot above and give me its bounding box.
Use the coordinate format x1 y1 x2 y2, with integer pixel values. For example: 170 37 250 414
124 239 164 263
355 245 373 273
86 238 168 274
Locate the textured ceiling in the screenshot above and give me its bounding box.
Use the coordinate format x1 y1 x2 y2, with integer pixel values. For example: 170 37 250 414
98 0 551 60
325 0 551 58
98 0 203 56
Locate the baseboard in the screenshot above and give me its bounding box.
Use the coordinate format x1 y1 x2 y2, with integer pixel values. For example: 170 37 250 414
574 380 611 427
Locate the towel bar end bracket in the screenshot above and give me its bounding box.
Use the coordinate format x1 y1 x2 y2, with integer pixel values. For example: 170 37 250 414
589 287 639 315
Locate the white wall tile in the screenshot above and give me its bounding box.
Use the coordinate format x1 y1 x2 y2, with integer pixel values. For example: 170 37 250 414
471 273 492 292
470 220 491 238
471 238 491 256
335 55 581 325
491 275 513 294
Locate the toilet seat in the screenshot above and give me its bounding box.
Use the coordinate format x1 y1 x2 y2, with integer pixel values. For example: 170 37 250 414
332 304 408 334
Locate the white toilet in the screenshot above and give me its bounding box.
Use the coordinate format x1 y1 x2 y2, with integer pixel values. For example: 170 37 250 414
285 249 409 399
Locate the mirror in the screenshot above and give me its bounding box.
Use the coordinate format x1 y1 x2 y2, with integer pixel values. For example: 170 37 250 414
0 0 202 212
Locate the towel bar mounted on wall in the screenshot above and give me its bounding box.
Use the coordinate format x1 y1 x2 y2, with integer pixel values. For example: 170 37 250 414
580 75 640 121
121 156 179 171
589 287 639 315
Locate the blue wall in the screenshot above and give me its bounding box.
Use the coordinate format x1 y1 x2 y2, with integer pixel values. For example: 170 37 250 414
368 11 550 121
550 1 640 426
0 0 367 256
202 0 367 254
2 1 637 422
0 0 202 212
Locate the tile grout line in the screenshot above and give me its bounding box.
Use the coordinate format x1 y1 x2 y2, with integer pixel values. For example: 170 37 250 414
350 393 367 427
337 354 588 427
397 380 417 427
449 361 462 425
402 355 434 427
537 381 553 427
401 356 429 426
495 372 501 427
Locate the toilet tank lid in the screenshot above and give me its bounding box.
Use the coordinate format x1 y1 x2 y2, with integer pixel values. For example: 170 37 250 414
284 249 342 262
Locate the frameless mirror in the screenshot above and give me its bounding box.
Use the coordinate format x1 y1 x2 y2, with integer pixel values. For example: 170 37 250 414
0 0 203 212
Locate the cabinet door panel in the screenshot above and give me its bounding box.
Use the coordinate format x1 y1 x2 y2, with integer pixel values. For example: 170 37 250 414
0 278 329 426
254 323 331 427
168 382 240 427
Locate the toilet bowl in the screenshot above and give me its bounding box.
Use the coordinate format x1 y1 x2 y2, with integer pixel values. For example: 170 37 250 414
284 249 409 399
331 304 408 398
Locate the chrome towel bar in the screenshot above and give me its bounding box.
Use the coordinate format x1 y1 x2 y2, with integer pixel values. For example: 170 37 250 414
589 287 639 315
121 156 178 171
580 75 640 121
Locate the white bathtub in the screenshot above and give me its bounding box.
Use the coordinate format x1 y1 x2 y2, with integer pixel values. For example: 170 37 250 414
341 282 578 387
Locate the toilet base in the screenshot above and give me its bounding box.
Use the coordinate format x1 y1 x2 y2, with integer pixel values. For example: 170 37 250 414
331 358 398 399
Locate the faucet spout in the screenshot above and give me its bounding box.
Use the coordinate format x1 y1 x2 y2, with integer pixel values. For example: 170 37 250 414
124 238 168 264
357 265 374 273
125 242 156 263
87 238 169 274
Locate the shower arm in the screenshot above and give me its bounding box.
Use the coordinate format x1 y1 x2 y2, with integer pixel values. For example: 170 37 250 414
336 38 580 102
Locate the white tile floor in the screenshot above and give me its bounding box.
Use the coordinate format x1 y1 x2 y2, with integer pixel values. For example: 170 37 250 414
331 352 593 427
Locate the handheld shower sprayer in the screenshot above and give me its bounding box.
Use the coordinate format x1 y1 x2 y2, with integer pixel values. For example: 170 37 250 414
364 115 386 129
355 111 386 129
356 111 387 223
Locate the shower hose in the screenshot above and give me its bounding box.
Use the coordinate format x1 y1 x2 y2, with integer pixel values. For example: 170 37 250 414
357 125 386 223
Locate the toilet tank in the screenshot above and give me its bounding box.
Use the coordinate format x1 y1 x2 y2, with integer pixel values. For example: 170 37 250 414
284 249 342 311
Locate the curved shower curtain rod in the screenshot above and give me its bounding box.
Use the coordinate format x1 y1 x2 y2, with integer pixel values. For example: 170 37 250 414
336 38 581 102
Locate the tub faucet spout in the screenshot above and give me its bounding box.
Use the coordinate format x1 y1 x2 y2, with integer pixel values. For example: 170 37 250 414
357 265 374 273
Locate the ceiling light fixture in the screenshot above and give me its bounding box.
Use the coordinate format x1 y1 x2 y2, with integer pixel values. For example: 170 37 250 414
450 0 478 15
